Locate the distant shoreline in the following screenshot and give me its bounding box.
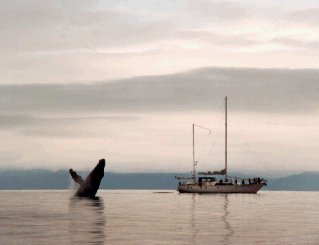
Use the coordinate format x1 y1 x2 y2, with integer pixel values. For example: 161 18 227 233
0 170 318 191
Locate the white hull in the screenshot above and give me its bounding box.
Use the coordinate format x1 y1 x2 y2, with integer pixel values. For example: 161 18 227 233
178 183 265 194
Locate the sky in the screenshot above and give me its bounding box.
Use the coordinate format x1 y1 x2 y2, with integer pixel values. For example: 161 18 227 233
0 0 319 176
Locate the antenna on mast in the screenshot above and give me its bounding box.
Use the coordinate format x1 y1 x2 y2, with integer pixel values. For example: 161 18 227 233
192 123 195 182
225 96 228 177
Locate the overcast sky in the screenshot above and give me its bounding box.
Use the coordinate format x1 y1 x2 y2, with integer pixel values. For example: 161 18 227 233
2 0 319 83
1 1 319 175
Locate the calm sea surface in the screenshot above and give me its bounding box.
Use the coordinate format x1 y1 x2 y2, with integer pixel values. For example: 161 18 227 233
0 190 318 244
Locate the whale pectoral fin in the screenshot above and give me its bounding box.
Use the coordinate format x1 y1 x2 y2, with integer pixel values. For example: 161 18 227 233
69 168 84 186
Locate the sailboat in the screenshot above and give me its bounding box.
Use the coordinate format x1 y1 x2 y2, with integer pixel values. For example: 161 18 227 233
176 96 267 193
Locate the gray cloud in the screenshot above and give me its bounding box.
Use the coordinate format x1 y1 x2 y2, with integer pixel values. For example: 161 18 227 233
0 0 176 55
185 0 249 23
271 38 319 51
2 1 319 84
0 113 139 138
0 0 182 83
177 30 264 47
0 0 260 57
0 114 138 126
0 67 318 172
287 7 319 27
1 1 319 172
1 67 318 114
0 0 298 57
0 114 34 128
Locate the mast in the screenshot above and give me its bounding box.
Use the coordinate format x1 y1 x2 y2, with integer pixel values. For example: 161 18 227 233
225 96 228 177
192 123 196 182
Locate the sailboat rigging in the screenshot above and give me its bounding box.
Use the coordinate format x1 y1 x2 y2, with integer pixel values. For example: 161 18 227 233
176 96 267 194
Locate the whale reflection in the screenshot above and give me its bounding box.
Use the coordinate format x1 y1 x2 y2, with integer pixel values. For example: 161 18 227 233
68 196 105 244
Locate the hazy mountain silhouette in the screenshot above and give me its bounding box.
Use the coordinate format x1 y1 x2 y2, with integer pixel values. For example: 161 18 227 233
265 172 319 191
0 170 318 191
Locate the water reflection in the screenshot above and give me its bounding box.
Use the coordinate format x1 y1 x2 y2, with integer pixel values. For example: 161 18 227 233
68 197 105 244
2 191 319 244
190 194 199 243
190 194 234 244
222 195 234 245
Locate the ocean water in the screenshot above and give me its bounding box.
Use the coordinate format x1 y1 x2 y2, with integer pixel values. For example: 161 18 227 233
0 190 318 244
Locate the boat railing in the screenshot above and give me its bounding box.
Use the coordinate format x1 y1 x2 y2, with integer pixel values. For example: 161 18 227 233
175 174 266 186
175 176 194 180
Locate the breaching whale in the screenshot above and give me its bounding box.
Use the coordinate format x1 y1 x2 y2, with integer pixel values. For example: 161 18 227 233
69 158 105 198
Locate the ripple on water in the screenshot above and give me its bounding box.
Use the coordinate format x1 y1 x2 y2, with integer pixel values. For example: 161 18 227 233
0 190 318 244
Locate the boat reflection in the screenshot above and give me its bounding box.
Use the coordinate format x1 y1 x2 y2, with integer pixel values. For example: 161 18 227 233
190 194 199 242
190 194 234 244
222 194 234 245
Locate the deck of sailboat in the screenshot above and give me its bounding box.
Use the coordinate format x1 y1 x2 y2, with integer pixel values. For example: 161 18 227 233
177 177 266 193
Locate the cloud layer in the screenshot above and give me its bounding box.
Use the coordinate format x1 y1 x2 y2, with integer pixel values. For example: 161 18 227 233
1 1 318 174
0 67 318 174
2 0 319 84
1 67 318 113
